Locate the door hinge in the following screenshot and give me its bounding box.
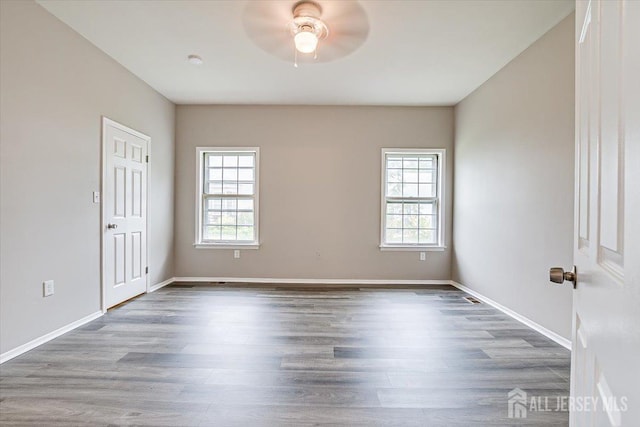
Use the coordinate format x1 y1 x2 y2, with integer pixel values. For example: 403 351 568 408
145 155 149 163
145 266 149 274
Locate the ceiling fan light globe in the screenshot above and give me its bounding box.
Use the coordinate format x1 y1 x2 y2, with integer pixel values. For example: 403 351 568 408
294 31 318 53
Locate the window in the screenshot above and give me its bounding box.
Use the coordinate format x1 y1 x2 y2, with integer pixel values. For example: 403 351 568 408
196 147 259 248
381 149 445 249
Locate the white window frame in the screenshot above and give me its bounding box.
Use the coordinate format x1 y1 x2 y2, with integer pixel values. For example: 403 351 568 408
380 148 446 251
195 147 260 249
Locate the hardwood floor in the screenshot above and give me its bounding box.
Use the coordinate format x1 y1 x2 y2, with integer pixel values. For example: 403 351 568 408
0 283 571 426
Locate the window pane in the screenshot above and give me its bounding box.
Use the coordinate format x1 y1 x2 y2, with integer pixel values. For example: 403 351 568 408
419 229 436 244
223 182 238 194
387 183 402 197
223 168 238 181
403 158 418 169
403 183 418 197
419 215 434 228
387 215 402 228
238 199 254 210
238 168 254 181
237 226 254 241
403 203 418 215
419 184 435 197
403 214 419 228
204 226 221 240
222 199 237 210
221 212 236 225
419 158 434 169
238 183 254 195
386 228 402 243
238 155 254 167
206 212 221 225
418 170 433 184
403 170 418 183
419 203 434 214
387 202 402 214
209 168 223 180
223 155 238 167
403 229 418 244
221 226 236 240
207 199 222 210
387 157 402 169
207 155 222 167
207 182 223 194
237 212 254 226
387 169 402 183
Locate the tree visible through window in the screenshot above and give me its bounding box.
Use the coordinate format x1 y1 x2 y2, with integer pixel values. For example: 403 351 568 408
197 148 259 246
381 149 444 248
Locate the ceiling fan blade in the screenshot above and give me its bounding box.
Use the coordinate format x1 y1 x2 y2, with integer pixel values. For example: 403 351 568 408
242 1 295 60
242 0 369 63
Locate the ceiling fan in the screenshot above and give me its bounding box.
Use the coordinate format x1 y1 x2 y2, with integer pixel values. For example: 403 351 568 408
242 0 369 66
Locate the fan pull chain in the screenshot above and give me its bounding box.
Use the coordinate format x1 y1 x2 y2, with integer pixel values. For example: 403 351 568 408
294 45 298 68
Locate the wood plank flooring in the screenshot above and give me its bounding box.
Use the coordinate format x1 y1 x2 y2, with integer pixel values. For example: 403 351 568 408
0 283 571 426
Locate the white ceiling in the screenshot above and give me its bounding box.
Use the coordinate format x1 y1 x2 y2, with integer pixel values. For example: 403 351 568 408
37 0 574 106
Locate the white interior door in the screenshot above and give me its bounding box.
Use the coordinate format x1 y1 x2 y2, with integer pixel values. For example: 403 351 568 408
569 0 639 425
102 118 149 309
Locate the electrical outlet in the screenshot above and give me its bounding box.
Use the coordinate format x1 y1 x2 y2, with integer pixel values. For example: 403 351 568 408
419 252 426 261
43 280 55 297
92 191 100 204
233 250 240 259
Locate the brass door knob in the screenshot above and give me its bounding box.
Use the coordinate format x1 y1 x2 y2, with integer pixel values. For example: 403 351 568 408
549 266 577 288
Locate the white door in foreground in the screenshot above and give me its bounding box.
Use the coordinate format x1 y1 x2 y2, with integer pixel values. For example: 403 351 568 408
103 118 149 309
566 1 639 425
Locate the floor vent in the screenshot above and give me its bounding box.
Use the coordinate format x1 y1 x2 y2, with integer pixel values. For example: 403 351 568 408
464 296 481 304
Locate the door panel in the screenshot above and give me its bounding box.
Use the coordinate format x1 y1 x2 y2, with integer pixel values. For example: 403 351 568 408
113 232 126 285
597 0 624 278
571 1 639 425
114 166 126 218
132 231 142 280
103 119 148 308
132 169 143 217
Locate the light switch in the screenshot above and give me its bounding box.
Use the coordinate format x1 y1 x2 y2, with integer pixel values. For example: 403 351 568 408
43 280 55 297
93 191 100 204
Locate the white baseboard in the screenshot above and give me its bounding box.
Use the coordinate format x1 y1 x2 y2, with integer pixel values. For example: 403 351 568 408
449 280 571 350
173 277 450 286
149 277 175 292
0 310 103 364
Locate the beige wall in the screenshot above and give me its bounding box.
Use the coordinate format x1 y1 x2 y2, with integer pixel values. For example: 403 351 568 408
175 106 454 280
0 1 175 354
452 14 575 339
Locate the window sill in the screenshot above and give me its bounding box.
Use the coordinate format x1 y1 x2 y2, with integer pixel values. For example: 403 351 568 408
379 245 446 252
194 243 260 250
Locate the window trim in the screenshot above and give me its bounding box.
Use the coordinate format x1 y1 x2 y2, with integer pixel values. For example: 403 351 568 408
194 146 260 249
379 148 446 250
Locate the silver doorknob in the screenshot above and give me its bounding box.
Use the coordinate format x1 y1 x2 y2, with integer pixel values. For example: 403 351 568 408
549 266 577 288
107 223 118 229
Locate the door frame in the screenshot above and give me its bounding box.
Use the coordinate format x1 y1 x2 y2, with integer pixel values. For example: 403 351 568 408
100 117 151 313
